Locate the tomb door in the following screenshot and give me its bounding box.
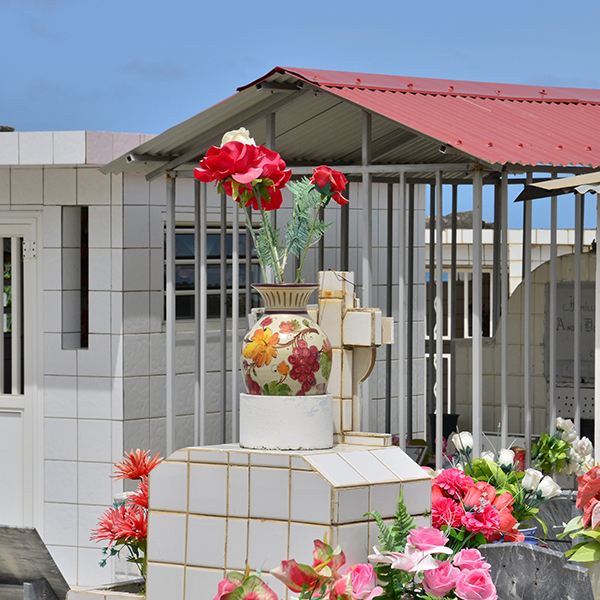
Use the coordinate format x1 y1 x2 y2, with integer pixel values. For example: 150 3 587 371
0 214 41 527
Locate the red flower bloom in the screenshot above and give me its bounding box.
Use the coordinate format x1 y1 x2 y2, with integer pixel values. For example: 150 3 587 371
311 166 348 205
577 466 600 511
112 449 163 481
432 497 465 529
194 141 261 184
461 504 501 538
463 481 496 509
433 469 474 500
129 478 149 510
91 504 147 547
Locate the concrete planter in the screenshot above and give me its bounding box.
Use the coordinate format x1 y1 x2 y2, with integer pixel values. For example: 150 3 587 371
67 579 145 599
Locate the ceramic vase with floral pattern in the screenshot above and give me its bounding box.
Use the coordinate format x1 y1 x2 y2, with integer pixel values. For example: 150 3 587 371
241 283 332 396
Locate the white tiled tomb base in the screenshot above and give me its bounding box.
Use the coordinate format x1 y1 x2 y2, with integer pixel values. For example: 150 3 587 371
146 444 431 600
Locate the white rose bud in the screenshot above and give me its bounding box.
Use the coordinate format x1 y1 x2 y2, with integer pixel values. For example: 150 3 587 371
480 451 495 462
498 448 515 468
221 127 256 146
521 468 543 492
451 431 474 453
576 436 594 457
537 475 561 499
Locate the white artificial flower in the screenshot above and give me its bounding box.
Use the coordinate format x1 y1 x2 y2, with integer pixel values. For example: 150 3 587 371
576 436 594 458
521 468 543 492
537 475 561 499
480 451 495 462
556 418 578 443
221 127 256 146
451 431 474 453
498 448 515 468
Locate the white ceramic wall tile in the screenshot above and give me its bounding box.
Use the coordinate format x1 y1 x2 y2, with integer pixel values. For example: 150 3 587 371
124 419 150 455
44 375 77 418
261 573 288 599
86 132 114 165
247 520 288 572
403 480 432 516
77 168 111 205
124 173 150 205
250 452 292 468
303 453 367 487
44 168 77 206
188 464 227 516
149 247 162 290
78 419 112 462
370 483 402 519
45 417 77 460
413 514 431 528
88 205 111 248
149 291 162 333
43 205 62 248
123 334 150 376
47 545 77 586
229 452 249 466
149 177 166 206
149 462 188 512
290 470 331 525
111 172 123 205
0 132 18 164
341 451 397 484
342 311 372 346
111 248 123 292
53 131 86 165
123 205 150 248
43 248 61 292
249 467 289 521
78 504 109 548
77 546 111 588
337 487 369 524
370 448 430 481
19 132 53 165
111 375 124 421
88 291 111 335
45 460 77 503
185 567 224 600
123 375 150 420
112 334 124 378
188 449 228 464
186 515 226 568
111 291 123 335
228 466 249 518
291 457 311 470
123 291 150 334
335 522 369 569
146 563 184 600
78 376 112 419
88 248 112 291
111 420 124 466
77 334 112 377
318 298 343 347
123 248 150 291
226 518 248 570
150 375 166 418
11 167 43 204
0 169 8 205
289 522 330 565
147 512 187 563
78 461 112 505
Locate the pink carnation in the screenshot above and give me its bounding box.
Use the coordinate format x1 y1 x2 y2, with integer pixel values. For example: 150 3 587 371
434 468 474 499
406 526 449 552
454 568 497 600
453 548 491 571
431 497 465 529
422 561 461 596
461 504 500 537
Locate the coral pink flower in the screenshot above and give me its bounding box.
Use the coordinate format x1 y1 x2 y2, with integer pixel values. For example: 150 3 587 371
422 561 461 596
452 549 491 571
454 568 498 600
461 504 501 537
431 497 465 529
463 481 496 509
577 466 600 511
492 491 517 534
348 564 384 600
406 527 449 552
434 469 474 500
112 449 163 481
129 478 148 509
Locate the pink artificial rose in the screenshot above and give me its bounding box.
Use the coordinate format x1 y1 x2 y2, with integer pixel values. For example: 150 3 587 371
433 469 474 500
406 526 449 552
431 497 465 529
348 563 384 600
452 548 491 571
454 568 497 600
461 503 501 537
422 561 461 597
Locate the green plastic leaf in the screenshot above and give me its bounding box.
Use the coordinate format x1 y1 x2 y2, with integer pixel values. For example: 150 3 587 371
566 541 600 563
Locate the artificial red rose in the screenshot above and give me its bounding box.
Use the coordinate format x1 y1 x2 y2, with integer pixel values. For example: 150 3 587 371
311 165 348 205
463 481 496 509
194 141 261 184
492 491 517 533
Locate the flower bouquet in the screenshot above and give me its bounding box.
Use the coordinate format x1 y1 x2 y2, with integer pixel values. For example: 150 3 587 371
90 449 163 586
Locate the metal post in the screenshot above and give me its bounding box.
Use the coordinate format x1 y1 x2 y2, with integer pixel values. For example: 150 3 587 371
492 183 502 335
165 174 176 455
500 173 509 448
427 185 436 440
397 173 407 449
549 182 558 431
435 171 444 469
385 183 394 433
523 174 532 466
450 185 458 414
574 193 583 430
407 184 415 439
361 111 372 430
11 237 21 395
220 192 227 443
595 194 600 463
193 180 205 446
232 201 240 443
472 169 483 458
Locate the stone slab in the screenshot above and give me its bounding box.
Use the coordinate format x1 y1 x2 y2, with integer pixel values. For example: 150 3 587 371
480 542 593 600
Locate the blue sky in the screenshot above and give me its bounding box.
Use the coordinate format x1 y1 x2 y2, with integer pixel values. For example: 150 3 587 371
2 0 600 227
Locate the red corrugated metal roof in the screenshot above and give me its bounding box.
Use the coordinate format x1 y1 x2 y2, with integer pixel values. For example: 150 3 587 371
241 67 600 168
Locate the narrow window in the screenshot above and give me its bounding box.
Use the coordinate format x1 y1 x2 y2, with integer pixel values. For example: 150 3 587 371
62 206 88 349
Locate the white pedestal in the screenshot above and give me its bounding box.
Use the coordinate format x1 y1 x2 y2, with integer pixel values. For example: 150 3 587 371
239 393 333 450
